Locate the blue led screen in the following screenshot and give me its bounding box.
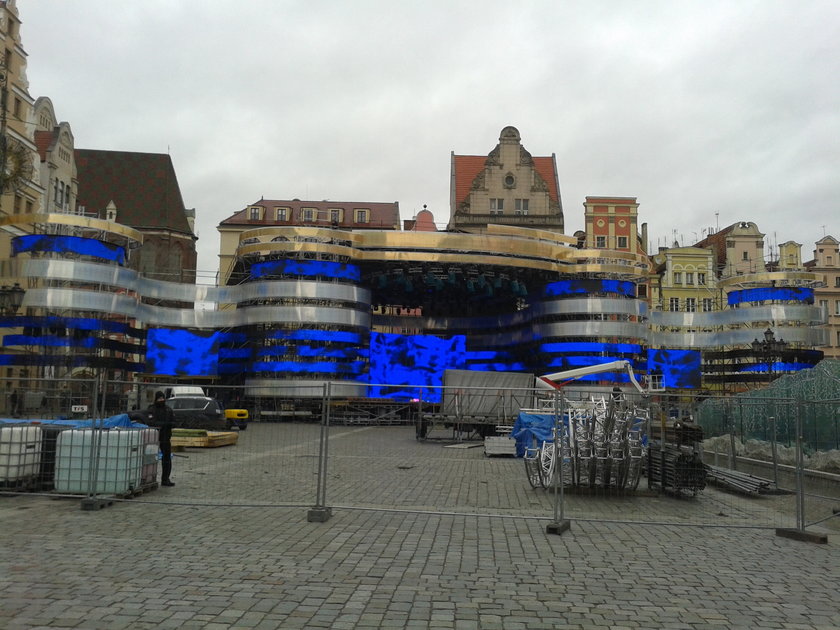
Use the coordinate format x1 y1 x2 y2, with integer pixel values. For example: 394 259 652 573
543 278 636 298
146 328 221 376
12 234 126 264
728 287 814 306
647 349 701 389
250 259 361 282
739 362 814 373
368 332 466 402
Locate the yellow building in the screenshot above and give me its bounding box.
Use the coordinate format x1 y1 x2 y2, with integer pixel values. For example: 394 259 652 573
652 246 720 316
806 235 840 359
0 0 40 259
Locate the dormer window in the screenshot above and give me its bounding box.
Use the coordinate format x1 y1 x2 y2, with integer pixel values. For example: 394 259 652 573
249 206 261 221
354 209 368 223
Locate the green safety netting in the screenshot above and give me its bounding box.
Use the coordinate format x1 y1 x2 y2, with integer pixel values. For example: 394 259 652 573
695 359 840 453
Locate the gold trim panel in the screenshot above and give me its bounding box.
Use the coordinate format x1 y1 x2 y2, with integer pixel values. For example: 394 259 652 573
0 213 144 243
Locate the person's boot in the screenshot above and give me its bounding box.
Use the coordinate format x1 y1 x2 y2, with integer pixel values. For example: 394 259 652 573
162 480 175 487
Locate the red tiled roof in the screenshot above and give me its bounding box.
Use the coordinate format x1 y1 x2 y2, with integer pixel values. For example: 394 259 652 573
75 149 192 234
219 199 400 229
692 223 735 268
452 155 559 207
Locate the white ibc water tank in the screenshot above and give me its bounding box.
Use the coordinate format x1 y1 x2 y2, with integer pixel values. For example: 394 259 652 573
0 425 43 483
54 429 143 495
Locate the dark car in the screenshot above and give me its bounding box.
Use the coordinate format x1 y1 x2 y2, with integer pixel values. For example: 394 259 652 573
165 395 226 431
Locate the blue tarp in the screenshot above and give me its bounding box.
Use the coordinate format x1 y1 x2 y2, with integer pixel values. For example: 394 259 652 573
511 412 557 457
0 413 148 429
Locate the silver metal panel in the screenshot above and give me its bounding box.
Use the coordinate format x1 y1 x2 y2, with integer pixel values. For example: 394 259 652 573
244 379 367 398
18 259 370 305
532 297 647 317
648 327 828 348
22 288 370 329
649 305 825 327
23 288 139 317
22 259 137 288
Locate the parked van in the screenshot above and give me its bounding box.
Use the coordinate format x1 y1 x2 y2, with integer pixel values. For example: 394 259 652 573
165 386 205 398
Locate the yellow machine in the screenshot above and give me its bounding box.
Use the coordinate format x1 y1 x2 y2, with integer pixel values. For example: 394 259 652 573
224 408 249 430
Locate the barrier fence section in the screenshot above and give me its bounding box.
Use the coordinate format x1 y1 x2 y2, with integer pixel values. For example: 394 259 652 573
1 376 839 538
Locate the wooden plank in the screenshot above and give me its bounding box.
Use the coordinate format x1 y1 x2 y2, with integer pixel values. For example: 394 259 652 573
171 431 239 448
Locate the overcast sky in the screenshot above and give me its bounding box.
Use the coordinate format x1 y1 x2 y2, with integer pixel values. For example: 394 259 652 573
22 1 840 283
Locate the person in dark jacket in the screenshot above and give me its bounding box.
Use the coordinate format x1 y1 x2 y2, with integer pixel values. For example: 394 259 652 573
148 391 176 487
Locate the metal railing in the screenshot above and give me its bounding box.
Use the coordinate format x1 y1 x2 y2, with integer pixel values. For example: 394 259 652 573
1 377 837 540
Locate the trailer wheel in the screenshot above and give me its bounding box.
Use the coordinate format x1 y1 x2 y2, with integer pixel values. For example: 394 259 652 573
524 449 542 488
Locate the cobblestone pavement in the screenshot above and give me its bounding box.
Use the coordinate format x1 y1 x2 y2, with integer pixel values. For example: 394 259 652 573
2 423 839 629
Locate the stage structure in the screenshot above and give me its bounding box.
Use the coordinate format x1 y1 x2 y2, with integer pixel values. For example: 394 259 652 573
0 214 828 409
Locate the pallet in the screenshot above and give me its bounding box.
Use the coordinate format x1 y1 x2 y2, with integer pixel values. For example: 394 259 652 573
171 431 239 449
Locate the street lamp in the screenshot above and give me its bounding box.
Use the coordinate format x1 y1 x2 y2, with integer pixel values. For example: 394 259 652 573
751 328 788 386
0 282 25 316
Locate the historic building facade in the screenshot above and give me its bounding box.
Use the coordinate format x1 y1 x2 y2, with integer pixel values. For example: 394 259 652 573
807 235 840 359
34 97 76 217
217 198 400 287
0 0 40 260
448 126 563 233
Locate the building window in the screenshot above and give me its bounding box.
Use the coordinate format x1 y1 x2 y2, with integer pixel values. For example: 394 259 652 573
595 236 606 248
698 272 706 285
329 208 342 224
490 198 504 215
669 298 679 312
835 300 840 316
837 330 840 347
13 97 21 118
742 251 749 261
686 298 696 312
275 207 288 221
249 206 261 221
637 284 647 298
13 194 22 214
702 298 713 312
302 208 315 222
354 209 368 223
685 272 694 285
617 236 628 248
514 199 529 215
835 276 840 288
673 272 682 285
820 300 828 315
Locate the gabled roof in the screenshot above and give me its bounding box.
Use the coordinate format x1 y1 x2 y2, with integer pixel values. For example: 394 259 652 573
219 199 400 228
452 154 559 207
75 149 193 235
